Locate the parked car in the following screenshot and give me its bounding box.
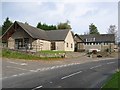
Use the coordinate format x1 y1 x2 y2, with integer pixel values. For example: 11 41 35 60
88 49 100 53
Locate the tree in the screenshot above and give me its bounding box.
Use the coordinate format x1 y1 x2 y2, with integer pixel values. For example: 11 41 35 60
2 17 13 35
0 26 2 36
25 22 29 25
107 25 118 42
37 22 42 28
89 23 99 34
36 22 57 30
57 20 71 29
107 25 117 34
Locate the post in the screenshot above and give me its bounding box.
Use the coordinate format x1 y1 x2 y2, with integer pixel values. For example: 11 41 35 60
109 43 111 54
36 44 37 52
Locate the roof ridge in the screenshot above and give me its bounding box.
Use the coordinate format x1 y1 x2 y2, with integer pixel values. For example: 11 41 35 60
16 21 45 32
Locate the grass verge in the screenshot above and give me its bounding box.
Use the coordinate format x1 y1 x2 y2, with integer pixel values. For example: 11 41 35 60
102 71 120 89
39 50 65 54
2 49 62 60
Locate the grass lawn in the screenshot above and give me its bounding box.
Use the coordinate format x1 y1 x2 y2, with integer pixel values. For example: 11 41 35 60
102 71 120 89
39 50 65 54
2 49 62 60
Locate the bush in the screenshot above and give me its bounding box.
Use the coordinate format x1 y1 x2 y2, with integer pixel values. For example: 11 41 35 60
97 54 102 58
92 50 97 54
105 48 109 52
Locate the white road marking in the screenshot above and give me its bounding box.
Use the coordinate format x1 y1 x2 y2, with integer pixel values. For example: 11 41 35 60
63 65 67 67
32 63 81 73
71 63 74 65
0 77 8 80
56 66 60 68
68 64 72 66
90 65 102 69
61 71 82 80
44 67 50 70
58 86 62 88
20 63 27 66
107 62 115 64
51 66 55 69
2 72 31 80
18 73 25 76
30 70 37 72
35 69 41 72
32 85 43 90
12 74 18 77
6 66 31 71
7 61 27 66
49 82 53 84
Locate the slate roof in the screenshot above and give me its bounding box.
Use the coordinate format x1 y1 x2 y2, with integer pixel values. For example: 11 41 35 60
74 34 84 42
46 30 69 41
3 21 70 41
76 34 115 42
16 21 48 40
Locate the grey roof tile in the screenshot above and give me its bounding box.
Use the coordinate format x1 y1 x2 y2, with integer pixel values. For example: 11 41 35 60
78 34 115 42
46 29 69 41
16 21 69 41
16 21 48 40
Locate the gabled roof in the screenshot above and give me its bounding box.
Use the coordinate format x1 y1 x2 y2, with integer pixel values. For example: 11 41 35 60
74 34 84 42
2 21 70 41
46 29 70 41
76 34 115 42
16 21 48 40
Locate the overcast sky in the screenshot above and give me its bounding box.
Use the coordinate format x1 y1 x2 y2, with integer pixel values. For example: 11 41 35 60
1 0 118 35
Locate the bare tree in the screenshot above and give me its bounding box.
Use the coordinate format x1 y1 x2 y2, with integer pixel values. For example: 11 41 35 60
107 25 117 34
107 25 118 42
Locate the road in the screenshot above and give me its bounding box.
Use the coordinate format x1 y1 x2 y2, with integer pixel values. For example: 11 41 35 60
2 59 118 89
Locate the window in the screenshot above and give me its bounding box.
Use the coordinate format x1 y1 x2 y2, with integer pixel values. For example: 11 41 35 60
93 42 95 45
71 44 73 48
15 39 23 49
24 38 29 48
104 43 106 45
24 38 29 45
91 38 93 41
67 43 68 47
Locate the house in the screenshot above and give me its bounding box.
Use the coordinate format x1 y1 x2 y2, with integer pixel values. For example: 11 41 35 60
74 34 115 52
2 21 74 52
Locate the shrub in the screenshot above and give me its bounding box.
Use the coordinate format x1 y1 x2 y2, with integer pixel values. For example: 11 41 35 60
105 48 109 52
97 54 102 58
92 50 97 54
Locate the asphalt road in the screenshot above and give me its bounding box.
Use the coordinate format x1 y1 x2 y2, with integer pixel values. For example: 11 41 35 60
2 59 118 89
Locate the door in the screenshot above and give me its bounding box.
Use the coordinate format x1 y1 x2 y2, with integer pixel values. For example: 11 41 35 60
51 42 56 50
